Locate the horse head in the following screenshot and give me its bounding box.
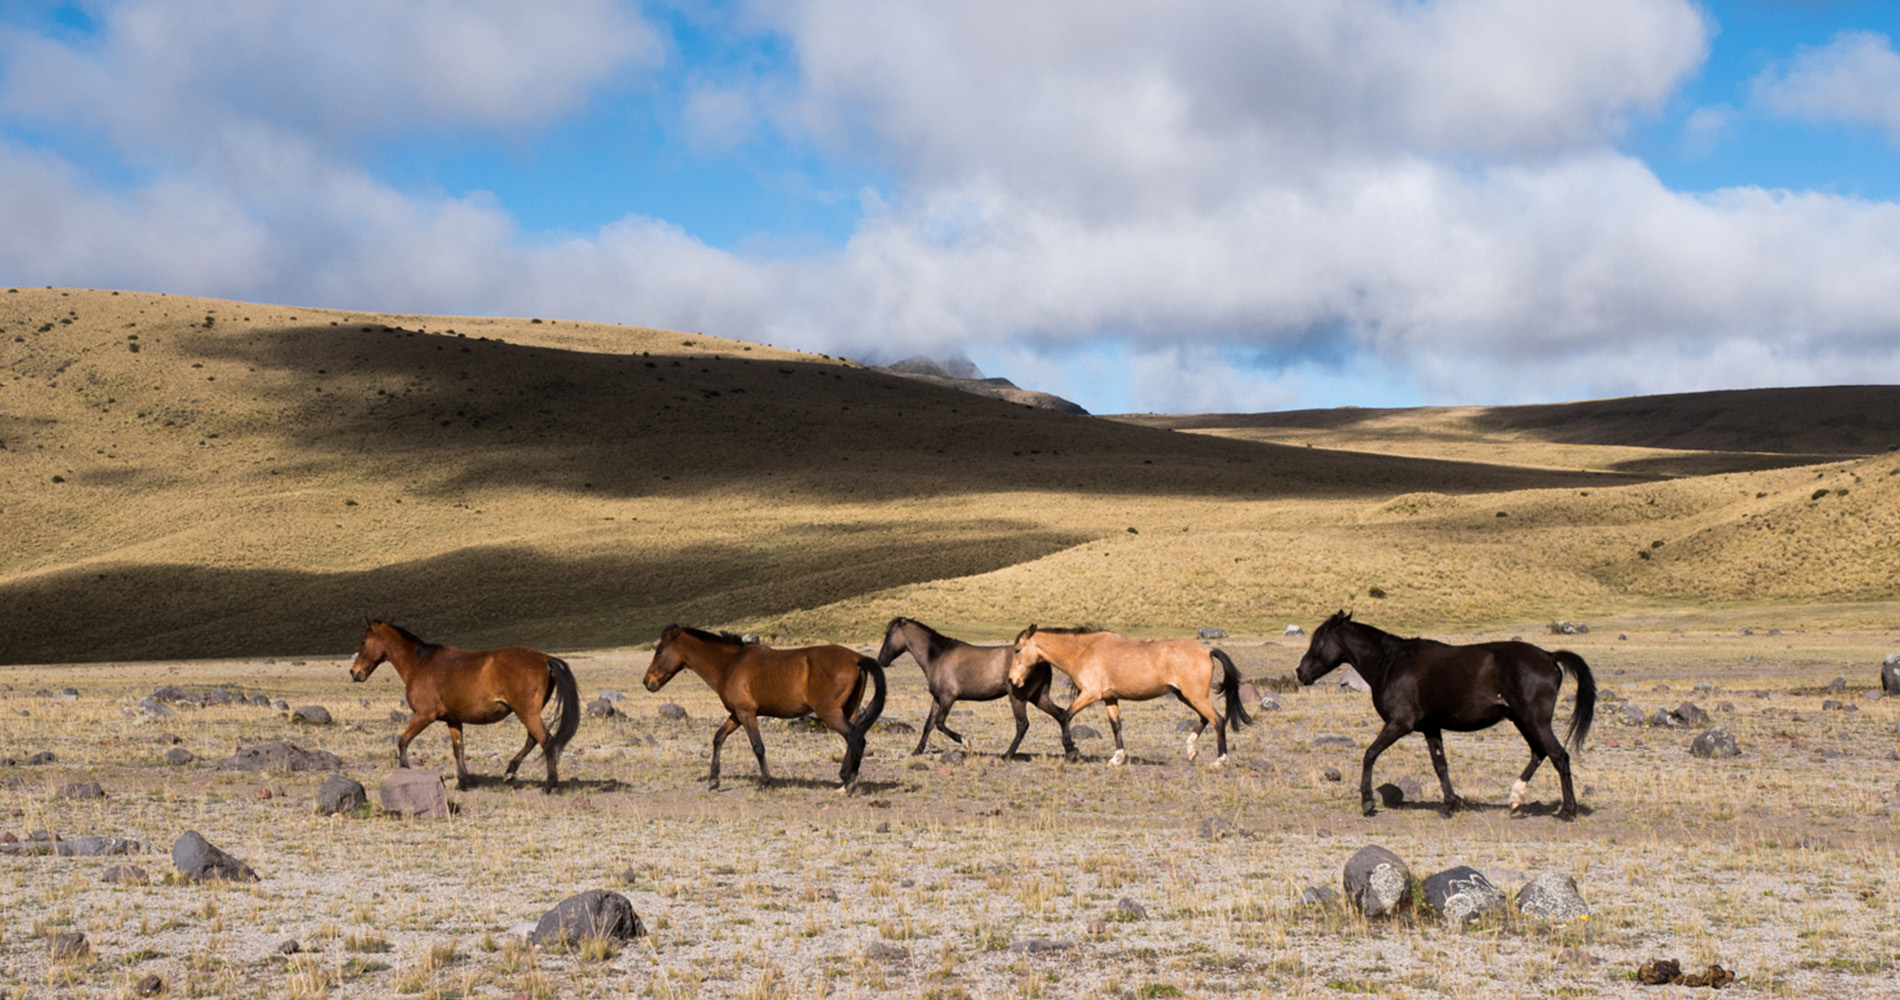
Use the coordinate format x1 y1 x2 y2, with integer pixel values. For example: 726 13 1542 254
1007 624 1045 687
350 617 391 682
1295 610 1353 686
643 624 690 692
875 617 914 668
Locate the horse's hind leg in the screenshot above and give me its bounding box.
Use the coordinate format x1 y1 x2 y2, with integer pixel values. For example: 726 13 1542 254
1104 700 1126 766
739 711 775 788
1032 683 1078 760
504 734 537 781
708 716 740 790
517 712 559 792
1002 694 1032 759
1421 728 1463 815
912 699 943 756
933 696 971 752
1172 688 1224 763
1517 716 1577 820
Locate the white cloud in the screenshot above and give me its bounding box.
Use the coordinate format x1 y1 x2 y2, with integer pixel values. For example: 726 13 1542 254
1754 30 1900 141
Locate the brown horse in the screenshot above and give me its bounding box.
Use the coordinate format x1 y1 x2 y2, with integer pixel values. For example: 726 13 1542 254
642 625 886 791
349 619 580 792
1008 625 1251 766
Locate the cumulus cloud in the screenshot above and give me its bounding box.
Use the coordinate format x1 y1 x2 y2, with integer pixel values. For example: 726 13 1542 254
1754 30 1900 141
7 0 1900 414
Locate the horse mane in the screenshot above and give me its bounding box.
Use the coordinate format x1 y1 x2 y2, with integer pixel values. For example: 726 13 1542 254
669 624 749 647
377 620 440 660
889 617 961 658
1031 624 1100 635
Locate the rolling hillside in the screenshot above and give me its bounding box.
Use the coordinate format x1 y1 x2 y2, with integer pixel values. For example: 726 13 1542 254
3 288 1898 663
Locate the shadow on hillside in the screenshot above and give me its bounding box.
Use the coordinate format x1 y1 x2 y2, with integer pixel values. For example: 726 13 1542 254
179 326 1638 501
0 525 1085 665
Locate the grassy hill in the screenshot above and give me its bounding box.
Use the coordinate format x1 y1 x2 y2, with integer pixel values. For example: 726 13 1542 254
4 288 1899 663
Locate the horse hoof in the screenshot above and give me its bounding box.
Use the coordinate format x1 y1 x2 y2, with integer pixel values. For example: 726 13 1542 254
1361 803 1378 817
1108 750 1126 767
1212 754 1228 768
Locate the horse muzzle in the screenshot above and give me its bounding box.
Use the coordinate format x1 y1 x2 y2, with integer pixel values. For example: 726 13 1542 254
349 669 368 683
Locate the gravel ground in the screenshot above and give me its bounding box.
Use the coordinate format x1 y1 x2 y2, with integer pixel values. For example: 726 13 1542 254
2 633 1898 998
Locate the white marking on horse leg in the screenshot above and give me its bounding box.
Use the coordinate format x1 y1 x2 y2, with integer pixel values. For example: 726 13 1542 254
1186 731 1199 760
1214 753 1228 768
1509 778 1528 811
1109 748 1127 767
962 737 975 752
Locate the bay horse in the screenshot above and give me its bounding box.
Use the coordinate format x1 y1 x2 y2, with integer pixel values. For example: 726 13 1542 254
877 617 1076 759
642 625 886 792
348 619 580 792
1295 611 1596 820
1007 625 1252 766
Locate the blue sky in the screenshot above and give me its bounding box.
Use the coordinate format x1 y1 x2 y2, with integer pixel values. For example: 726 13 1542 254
5 1 1900 414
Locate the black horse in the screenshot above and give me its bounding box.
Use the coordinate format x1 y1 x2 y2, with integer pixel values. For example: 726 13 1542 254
877 617 1077 759
1296 611 1596 820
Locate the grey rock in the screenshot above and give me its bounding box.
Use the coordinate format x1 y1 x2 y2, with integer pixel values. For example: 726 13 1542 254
1175 718 1200 733
1883 656 1900 696
1692 682 1713 694
1283 624 1305 637
55 780 104 800
1313 735 1356 748
1071 724 1100 740
59 836 140 856
290 705 332 725
1323 767 1343 782
1342 845 1413 918
876 719 916 733
378 769 449 819
249 694 270 706
1690 727 1741 758
1548 621 1589 635
1197 627 1227 640
938 749 965 766
271 699 289 711
864 940 908 961
218 742 342 773
163 748 194 766
171 830 258 882
1197 816 1243 840
657 703 688 721
1116 897 1148 920
584 698 617 719
1826 676 1847 694
1336 666 1371 692
1822 699 1847 711
598 689 625 702
136 697 177 719
134 973 162 997
315 775 367 816
1515 872 1589 921
25 750 54 765
1648 709 1678 728
1672 702 1710 726
44 931 88 960
530 889 645 946
1300 885 1338 907
279 939 301 955
1617 703 1646 726
1422 866 1507 925
1257 692 1281 711
388 710 410 724
101 864 149 884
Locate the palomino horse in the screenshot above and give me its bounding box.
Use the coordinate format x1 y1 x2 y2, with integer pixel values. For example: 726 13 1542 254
1295 611 1596 820
1007 625 1252 766
348 619 580 792
877 617 1076 759
643 625 886 791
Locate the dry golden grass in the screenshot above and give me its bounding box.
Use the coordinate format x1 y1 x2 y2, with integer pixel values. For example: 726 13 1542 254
6 289 1900 665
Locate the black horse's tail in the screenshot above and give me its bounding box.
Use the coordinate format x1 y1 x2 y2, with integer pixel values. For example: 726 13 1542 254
544 656 581 757
849 656 888 736
1556 650 1595 753
1212 649 1253 729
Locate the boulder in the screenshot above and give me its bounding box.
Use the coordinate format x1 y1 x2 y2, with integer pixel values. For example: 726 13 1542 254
290 705 332 725
1616 703 1645 726
1515 872 1589 921
218 742 342 773
163 748 195 766
315 775 367 816
584 698 618 719
55 781 104 800
1690 728 1741 758
378 769 449 819
530 889 645 947
1882 654 1900 696
171 831 258 882
1422 866 1507 925
1257 692 1281 711
1342 845 1413 918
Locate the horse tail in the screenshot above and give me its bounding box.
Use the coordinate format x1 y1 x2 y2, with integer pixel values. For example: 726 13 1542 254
849 656 887 737
1556 650 1595 753
1212 649 1253 728
544 656 581 757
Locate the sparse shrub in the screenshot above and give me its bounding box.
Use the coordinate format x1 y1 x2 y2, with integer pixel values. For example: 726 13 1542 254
1811 488 1830 500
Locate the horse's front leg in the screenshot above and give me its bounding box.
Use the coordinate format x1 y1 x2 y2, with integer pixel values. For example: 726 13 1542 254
1063 687 1104 763
396 714 435 770
932 696 971 753
1421 728 1463 816
912 699 943 756
738 711 774 787
1104 700 1126 767
708 716 741 790
448 723 470 791
1358 723 1409 817
504 734 537 781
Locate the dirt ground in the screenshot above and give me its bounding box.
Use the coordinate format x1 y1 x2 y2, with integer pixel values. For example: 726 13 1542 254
2 626 1898 998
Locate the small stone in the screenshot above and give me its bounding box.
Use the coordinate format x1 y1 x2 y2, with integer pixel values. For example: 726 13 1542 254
279 939 301 955
44 931 88 960
1515 872 1589 921
218 741 343 773
163 748 194 766
388 709 410 724
1257 692 1281 711
1648 709 1677 728
657 703 688 721
598 690 625 702
1342 845 1413 918
1313 735 1356 748
1070 724 1100 740
1197 627 1227 639
584 698 617 719
1671 702 1710 726
1197 816 1242 840
101 864 150 884
25 751 55 765
1323 767 1343 782
315 775 367 816
1637 958 1681 985
1283 624 1305 637
55 780 104 800
530 889 645 947
1821 699 1847 711
171 830 258 882
1299 885 1338 907
864 940 908 961
1116 897 1148 920
1690 727 1741 758
1007 937 1073 955
1175 718 1200 733
1825 676 1847 694
939 749 964 766
135 973 163 996
290 705 332 725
